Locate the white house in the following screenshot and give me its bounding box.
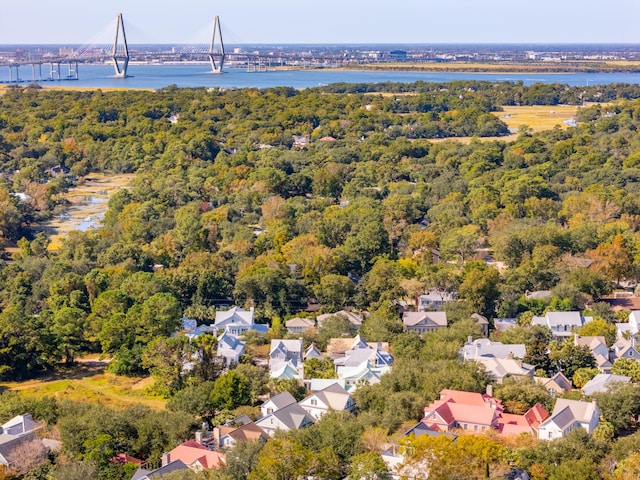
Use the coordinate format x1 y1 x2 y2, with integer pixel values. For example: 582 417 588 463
0 414 42 467
476 357 535 384
316 310 363 329
214 306 267 336
298 383 355 420
286 317 315 334
416 291 457 311
581 374 631 396
402 311 448 334
532 312 593 341
460 337 526 361
269 339 303 378
255 403 315 436
260 391 297 417
615 310 640 339
538 399 599 440
216 332 245 366
573 335 612 373
611 337 640 362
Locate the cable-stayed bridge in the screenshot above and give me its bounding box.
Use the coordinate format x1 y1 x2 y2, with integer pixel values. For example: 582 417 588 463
0 13 346 83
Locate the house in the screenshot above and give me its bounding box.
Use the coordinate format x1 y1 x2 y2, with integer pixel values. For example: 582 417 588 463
534 372 573 396
215 422 270 450
214 306 267 335
581 374 631 395
476 358 535 384
286 317 315 334
611 337 640 362
260 391 297 417
307 378 347 392
573 335 612 373
167 440 225 471
615 310 640 339
0 414 42 467
460 337 526 361
269 361 301 380
498 403 549 437
131 460 190 480
532 312 593 341
216 332 246 367
316 310 364 329
336 363 383 391
422 389 503 433
298 383 355 420
255 403 315 436
471 313 490 337
421 389 548 438
335 345 394 370
303 343 323 361
416 291 457 311
402 311 448 334
494 318 517 332
538 399 599 440
326 334 389 357
292 135 309 149
270 339 303 366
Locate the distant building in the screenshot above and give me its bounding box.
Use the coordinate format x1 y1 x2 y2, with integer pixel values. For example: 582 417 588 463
402 311 448 334
531 312 593 341
538 399 599 440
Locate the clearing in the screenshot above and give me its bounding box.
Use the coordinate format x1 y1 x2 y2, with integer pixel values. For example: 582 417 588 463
35 172 135 250
0 357 165 410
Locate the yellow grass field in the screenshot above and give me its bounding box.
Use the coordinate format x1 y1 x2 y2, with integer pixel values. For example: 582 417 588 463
0 359 166 410
430 104 580 144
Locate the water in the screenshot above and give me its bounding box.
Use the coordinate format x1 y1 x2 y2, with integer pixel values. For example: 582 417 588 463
2 63 640 89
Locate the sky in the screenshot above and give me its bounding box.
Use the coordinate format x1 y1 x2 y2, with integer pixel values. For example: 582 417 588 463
1 0 639 45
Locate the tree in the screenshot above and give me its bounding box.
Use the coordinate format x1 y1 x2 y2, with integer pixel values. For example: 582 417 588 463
51 306 87 364
249 438 312 480
578 318 616 347
224 440 265 480
314 274 355 312
440 224 482 264
589 234 633 285
549 342 596 381
572 367 599 388
304 357 337 379
612 357 640 382
347 452 391 480
210 370 252 411
458 263 501 319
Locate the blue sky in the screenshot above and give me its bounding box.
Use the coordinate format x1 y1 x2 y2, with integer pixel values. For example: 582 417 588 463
1 0 639 45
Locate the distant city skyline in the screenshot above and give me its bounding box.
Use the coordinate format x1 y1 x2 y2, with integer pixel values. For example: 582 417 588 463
1 0 639 45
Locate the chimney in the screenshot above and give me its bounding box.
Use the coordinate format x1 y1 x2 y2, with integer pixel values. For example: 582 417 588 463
486 384 493 397
195 431 203 444
212 426 221 448
467 335 473 344
161 452 171 467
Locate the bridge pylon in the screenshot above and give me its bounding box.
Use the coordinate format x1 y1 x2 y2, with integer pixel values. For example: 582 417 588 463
208 16 225 73
111 13 129 78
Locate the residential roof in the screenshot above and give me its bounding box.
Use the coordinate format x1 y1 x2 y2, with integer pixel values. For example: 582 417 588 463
0 414 40 437
263 391 297 411
461 339 526 361
316 310 363 327
286 317 315 329
219 422 269 443
308 378 347 392
270 339 303 357
549 399 598 425
534 372 573 394
132 460 189 480
476 357 535 380
303 383 352 411
260 403 315 430
304 343 323 360
214 306 254 326
581 374 631 395
403 311 448 327
168 442 225 469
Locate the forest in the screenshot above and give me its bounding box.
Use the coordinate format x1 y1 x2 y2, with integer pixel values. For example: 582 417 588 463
3 80 640 479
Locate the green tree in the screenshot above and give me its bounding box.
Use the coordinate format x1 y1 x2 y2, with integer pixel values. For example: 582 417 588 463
210 371 252 411
347 452 391 480
249 438 312 480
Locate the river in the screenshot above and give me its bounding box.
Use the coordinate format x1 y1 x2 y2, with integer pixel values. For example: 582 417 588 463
2 64 640 89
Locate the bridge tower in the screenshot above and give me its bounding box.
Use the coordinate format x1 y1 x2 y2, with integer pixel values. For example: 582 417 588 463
111 13 129 78
208 16 225 73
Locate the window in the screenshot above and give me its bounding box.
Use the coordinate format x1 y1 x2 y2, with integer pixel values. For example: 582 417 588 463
267 408 273 414
474 425 478 432
311 399 317 406
464 424 468 430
